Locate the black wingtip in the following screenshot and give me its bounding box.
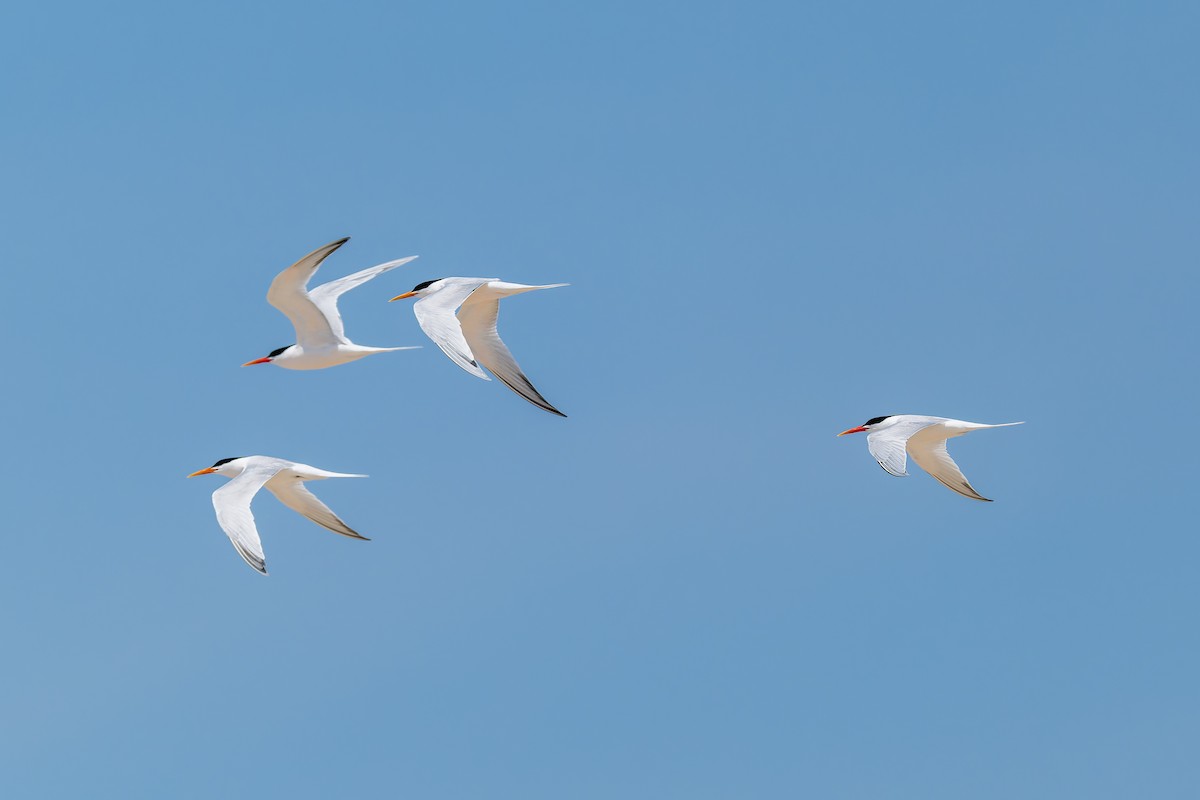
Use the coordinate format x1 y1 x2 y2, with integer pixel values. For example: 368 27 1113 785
533 392 567 417
502 371 566 417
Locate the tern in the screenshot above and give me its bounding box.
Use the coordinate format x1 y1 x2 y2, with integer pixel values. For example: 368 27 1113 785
390 277 569 416
837 415 1023 501
187 455 369 574
243 237 421 370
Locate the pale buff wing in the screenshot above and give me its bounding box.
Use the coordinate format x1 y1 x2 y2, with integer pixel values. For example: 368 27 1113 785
265 476 369 540
266 237 350 348
457 281 568 417
906 426 991 502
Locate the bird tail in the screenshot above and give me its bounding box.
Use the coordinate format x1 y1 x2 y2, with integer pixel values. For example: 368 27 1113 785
487 282 570 295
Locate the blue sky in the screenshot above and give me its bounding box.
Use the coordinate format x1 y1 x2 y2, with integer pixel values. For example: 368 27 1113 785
2 1 1198 797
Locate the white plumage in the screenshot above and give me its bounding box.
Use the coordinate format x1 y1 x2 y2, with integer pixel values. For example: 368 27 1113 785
838 415 1023 501
392 278 569 416
188 456 369 574
244 237 421 370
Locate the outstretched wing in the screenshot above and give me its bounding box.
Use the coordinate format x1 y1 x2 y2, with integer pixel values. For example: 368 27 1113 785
457 281 568 417
412 278 494 380
309 255 418 342
265 477 369 540
211 464 284 574
907 427 992 502
865 418 939 477
266 238 348 348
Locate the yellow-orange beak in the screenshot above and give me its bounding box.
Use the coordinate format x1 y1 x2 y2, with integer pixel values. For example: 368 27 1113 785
187 467 217 478
242 357 272 366
837 426 868 437
389 291 418 302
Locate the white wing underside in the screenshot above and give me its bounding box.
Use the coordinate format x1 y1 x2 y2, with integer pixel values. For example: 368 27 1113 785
308 256 417 343
866 418 938 478
268 238 417 348
457 282 568 416
211 464 284 574
413 278 496 379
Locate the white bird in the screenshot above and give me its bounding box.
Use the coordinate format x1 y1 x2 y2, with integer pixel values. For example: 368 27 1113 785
187 455 369 574
837 415 1023 501
243 237 421 370
390 277 569 416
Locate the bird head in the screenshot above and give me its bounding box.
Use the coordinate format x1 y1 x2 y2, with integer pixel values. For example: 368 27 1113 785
837 415 894 436
187 457 246 478
242 344 294 367
389 278 444 302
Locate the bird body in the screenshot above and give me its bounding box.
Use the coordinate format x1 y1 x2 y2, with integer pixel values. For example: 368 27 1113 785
187 455 369 574
838 415 1023 501
391 277 569 416
244 237 420 370
263 342 408 371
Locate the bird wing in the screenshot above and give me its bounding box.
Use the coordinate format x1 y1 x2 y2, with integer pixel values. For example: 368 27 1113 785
865 418 939 477
266 237 349 348
265 477 369 540
412 278 495 380
308 255 418 342
211 464 284 574
906 426 992 501
457 282 568 417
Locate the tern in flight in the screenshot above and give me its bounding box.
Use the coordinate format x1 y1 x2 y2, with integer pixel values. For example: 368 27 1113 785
837 415 1023 501
243 237 420 370
187 456 370 574
390 277 569 416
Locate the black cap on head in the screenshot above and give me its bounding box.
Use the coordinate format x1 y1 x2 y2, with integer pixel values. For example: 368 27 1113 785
865 416 893 426
411 279 442 293
268 345 293 358
210 457 244 468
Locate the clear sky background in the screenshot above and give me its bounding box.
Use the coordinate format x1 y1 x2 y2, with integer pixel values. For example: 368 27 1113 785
1 1 1197 797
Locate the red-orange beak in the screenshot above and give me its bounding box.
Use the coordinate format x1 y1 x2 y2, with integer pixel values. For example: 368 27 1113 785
389 291 418 302
242 357 272 367
837 426 868 437
187 467 217 478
